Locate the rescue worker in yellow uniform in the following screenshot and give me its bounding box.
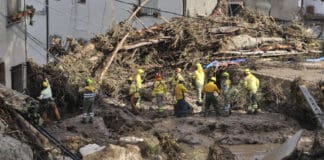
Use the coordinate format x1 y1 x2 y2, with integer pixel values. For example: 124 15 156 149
128 77 140 114
152 73 167 112
174 79 189 117
221 72 232 116
135 69 144 89
172 68 184 86
244 69 260 114
132 69 144 111
80 79 96 123
203 77 221 117
193 63 205 105
38 78 61 124
171 68 184 102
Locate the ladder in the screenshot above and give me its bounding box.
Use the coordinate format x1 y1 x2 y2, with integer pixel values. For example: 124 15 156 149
299 85 324 129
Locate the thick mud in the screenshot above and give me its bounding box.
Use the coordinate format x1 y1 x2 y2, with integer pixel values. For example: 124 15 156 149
38 67 324 159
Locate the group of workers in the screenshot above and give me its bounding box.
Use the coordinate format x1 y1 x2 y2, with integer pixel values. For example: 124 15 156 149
38 77 96 124
128 63 260 117
37 64 260 124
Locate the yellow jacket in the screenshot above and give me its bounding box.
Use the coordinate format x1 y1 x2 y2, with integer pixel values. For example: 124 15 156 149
135 73 143 89
171 73 184 85
152 80 167 96
175 83 188 100
221 79 231 92
244 73 259 94
203 82 221 94
193 65 205 84
79 85 95 93
84 85 95 93
129 82 140 98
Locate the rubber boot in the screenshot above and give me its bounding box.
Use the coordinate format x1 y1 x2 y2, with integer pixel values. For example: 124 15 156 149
89 112 94 123
81 113 87 123
247 105 254 114
89 117 93 123
203 109 209 117
224 104 231 116
252 105 258 114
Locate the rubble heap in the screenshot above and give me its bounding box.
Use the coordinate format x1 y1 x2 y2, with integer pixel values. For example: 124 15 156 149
27 9 321 109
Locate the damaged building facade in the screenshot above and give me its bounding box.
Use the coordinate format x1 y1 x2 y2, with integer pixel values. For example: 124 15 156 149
0 0 27 92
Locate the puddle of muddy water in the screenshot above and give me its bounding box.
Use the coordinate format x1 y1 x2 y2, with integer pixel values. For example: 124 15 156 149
224 144 280 160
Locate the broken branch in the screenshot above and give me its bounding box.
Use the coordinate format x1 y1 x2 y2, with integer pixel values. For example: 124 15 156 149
126 0 150 22
99 33 130 83
121 37 172 50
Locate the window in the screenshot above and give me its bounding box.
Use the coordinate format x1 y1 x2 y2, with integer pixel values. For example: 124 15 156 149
0 62 5 85
138 0 160 17
78 0 86 4
7 0 23 25
11 63 25 92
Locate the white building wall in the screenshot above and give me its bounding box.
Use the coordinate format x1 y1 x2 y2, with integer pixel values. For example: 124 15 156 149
185 0 218 17
26 0 183 65
304 0 324 15
244 0 301 21
0 0 26 89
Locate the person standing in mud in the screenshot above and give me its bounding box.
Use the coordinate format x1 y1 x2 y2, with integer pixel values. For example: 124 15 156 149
202 77 221 117
192 63 205 105
174 79 190 117
128 77 140 114
134 69 144 111
221 72 232 116
152 73 167 113
171 68 184 86
38 77 61 124
80 79 96 123
171 68 184 103
244 69 260 114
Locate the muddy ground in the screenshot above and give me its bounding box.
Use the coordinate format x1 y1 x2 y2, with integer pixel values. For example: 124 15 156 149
22 8 324 159
41 61 324 160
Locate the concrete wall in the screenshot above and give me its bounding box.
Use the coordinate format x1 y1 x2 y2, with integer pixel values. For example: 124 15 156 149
184 0 218 17
244 0 301 21
0 0 26 89
304 0 324 15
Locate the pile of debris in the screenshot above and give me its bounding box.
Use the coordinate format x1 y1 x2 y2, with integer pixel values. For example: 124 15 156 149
27 9 321 109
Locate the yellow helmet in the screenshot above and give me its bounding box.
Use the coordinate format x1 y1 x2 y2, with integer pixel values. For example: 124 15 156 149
42 81 48 88
128 77 133 81
244 69 251 74
196 63 202 68
210 77 216 82
137 69 144 74
86 79 93 85
175 68 181 73
222 72 229 78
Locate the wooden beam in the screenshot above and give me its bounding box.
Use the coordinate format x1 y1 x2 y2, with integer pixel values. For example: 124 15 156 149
99 33 130 83
126 0 150 22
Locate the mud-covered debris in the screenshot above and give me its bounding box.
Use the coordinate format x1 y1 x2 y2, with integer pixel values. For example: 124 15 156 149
83 144 143 160
62 135 91 150
207 143 235 160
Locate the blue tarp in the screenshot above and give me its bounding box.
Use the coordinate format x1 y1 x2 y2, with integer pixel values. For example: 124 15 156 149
305 57 324 63
203 59 247 69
